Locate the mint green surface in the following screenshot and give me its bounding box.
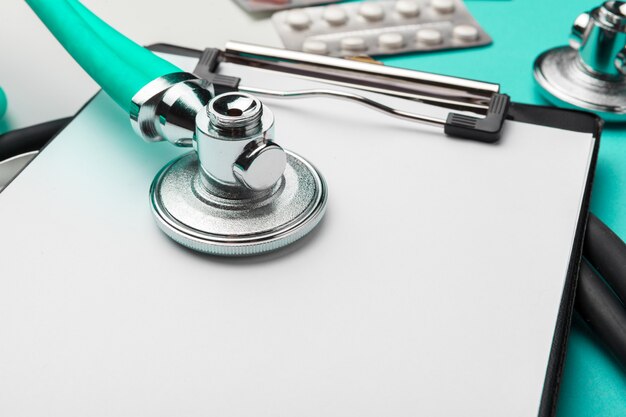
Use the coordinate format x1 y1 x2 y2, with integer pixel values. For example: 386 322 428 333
66 0 180 84
382 1 626 414
0 87 6 119
25 0 179 111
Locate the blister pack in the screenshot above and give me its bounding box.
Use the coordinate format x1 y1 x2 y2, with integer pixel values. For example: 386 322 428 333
234 0 342 13
272 0 492 57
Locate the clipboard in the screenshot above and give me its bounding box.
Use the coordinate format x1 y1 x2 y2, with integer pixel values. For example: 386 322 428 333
0 44 600 417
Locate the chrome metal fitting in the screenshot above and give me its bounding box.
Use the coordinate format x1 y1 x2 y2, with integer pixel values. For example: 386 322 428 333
150 150 327 256
195 92 287 194
149 90 327 256
571 1 626 77
535 1 626 120
130 72 213 146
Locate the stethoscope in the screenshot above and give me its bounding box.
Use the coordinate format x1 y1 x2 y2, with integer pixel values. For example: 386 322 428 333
27 0 330 256
26 0 511 256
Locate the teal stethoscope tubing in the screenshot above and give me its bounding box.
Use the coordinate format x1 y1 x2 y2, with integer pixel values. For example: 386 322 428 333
65 0 179 84
0 87 6 119
25 0 180 111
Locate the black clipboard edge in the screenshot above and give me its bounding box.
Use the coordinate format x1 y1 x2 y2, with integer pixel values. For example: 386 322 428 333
509 104 602 417
149 43 604 417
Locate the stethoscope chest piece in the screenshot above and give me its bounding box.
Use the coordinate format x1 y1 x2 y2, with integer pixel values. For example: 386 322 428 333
150 92 327 256
534 1 626 120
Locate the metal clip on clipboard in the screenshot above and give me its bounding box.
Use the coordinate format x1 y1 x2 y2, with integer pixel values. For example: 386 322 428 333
193 42 511 143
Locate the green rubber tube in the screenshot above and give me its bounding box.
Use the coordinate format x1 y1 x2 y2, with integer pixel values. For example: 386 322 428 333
65 0 180 83
0 87 6 119
25 0 177 111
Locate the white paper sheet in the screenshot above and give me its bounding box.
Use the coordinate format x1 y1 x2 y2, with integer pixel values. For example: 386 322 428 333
0 54 595 417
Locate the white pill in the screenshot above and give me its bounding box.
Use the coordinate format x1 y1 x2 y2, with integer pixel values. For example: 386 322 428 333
416 28 443 45
286 10 311 30
453 24 479 42
431 0 455 13
323 6 348 26
359 3 385 22
302 40 329 55
395 0 420 17
379 32 404 49
341 36 368 52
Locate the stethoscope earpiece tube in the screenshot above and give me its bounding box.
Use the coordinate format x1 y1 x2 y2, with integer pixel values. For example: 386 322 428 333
65 0 179 85
25 0 180 112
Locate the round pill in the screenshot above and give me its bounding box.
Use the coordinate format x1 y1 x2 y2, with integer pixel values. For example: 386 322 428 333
323 6 348 26
341 36 368 52
395 0 420 17
302 40 329 55
378 33 404 49
416 28 443 45
286 10 311 30
359 3 385 22
453 24 479 42
431 0 455 13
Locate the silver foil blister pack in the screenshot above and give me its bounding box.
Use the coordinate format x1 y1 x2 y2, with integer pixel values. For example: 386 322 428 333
272 0 492 57
234 0 342 13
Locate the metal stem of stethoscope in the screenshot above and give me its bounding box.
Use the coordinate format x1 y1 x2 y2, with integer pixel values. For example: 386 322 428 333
239 85 446 128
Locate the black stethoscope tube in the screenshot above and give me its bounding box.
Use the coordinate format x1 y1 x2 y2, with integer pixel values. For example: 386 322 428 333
577 213 626 369
584 214 626 304
576 259 626 368
0 118 71 162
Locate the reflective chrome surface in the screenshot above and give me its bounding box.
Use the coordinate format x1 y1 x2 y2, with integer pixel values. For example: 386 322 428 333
578 1 626 76
535 1 626 119
150 151 327 256
570 12 591 50
130 72 212 146
233 142 287 191
195 92 287 192
535 46 626 119
148 89 326 256
224 41 499 113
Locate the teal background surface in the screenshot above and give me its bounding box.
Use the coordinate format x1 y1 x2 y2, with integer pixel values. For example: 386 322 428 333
379 0 626 414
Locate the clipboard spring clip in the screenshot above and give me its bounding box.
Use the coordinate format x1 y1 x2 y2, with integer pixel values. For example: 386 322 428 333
192 42 511 143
